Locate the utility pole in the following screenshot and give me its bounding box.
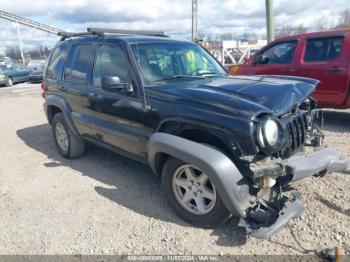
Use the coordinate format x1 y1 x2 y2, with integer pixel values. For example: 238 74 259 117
265 0 274 43
192 0 198 42
15 21 25 64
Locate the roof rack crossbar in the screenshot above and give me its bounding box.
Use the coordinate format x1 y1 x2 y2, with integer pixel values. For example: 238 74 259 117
58 31 103 41
87 27 168 37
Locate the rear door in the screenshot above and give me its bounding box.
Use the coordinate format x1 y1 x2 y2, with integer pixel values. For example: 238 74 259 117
294 35 349 107
251 40 299 76
61 39 96 134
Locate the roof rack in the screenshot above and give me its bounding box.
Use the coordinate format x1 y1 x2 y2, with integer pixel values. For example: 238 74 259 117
87 27 168 37
58 27 168 41
58 31 103 41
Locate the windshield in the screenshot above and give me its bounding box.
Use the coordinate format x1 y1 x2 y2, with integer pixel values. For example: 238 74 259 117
131 41 226 84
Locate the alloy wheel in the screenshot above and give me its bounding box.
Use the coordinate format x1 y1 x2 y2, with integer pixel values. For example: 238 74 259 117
55 122 69 152
172 164 217 215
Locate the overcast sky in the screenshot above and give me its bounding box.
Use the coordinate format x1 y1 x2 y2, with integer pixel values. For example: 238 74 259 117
1 0 350 52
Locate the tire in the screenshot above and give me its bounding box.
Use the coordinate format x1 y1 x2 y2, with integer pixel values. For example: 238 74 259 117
5 77 13 87
162 156 230 228
52 113 85 158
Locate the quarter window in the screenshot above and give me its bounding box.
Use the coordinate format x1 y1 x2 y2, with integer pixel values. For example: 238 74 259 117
260 41 297 65
46 46 67 80
64 44 92 82
304 36 344 62
93 44 131 87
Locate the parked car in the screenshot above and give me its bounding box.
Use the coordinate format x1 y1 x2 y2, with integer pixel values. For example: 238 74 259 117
0 56 15 67
42 28 347 239
29 63 45 83
27 59 46 70
0 63 31 87
228 28 350 109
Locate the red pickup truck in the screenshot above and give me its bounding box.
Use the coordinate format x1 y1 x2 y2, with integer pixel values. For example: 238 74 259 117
229 29 350 108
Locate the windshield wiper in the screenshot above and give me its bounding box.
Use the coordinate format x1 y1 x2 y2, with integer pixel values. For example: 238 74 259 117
195 71 228 76
153 75 205 82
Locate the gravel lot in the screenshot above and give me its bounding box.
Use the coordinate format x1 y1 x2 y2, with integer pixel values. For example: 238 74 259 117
0 83 349 255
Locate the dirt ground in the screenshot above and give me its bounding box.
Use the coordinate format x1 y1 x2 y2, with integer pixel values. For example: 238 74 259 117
0 83 349 255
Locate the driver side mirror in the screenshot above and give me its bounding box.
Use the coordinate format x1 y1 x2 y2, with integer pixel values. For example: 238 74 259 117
101 76 133 93
253 54 269 65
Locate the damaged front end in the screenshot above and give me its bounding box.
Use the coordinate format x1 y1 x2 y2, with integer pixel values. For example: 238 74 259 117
240 99 348 239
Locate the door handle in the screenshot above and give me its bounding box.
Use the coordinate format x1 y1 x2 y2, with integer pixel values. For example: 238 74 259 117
283 68 296 72
329 66 345 72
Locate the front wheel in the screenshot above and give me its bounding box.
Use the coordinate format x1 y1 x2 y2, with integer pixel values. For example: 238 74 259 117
162 157 230 228
6 77 13 87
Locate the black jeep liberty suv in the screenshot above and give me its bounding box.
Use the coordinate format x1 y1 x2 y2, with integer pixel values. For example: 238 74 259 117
42 28 348 239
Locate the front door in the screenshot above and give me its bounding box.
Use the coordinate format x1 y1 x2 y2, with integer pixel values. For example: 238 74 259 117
84 42 150 157
12 65 26 82
252 40 299 76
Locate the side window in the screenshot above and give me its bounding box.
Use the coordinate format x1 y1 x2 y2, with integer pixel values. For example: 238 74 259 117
304 36 344 62
46 46 67 80
260 41 297 65
64 44 92 82
93 44 131 87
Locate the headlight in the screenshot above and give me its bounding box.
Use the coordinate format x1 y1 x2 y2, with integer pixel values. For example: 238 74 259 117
257 117 284 151
0 75 5 80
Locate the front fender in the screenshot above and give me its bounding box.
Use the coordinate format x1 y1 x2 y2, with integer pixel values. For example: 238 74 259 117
147 132 251 217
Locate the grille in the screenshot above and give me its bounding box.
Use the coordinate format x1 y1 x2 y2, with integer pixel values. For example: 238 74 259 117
280 113 307 158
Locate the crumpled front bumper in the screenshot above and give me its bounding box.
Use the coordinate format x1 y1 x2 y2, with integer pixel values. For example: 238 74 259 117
248 147 348 239
251 198 304 239
284 148 348 182
148 133 348 240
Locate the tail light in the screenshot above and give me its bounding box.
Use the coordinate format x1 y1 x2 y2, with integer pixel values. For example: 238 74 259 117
41 82 46 99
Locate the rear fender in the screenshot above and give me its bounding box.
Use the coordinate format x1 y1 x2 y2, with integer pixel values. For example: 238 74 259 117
44 94 81 139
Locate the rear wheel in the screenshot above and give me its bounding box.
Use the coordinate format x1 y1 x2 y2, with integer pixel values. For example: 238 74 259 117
162 157 230 228
6 77 13 87
52 113 85 158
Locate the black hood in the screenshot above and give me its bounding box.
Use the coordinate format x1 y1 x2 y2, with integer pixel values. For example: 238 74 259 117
148 75 318 117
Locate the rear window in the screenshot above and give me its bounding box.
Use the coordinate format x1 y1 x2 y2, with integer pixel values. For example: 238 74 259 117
46 46 67 80
64 44 92 82
304 36 344 62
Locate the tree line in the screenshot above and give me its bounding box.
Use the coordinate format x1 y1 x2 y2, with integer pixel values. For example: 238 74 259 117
276 8 350 38
2 45 51 64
